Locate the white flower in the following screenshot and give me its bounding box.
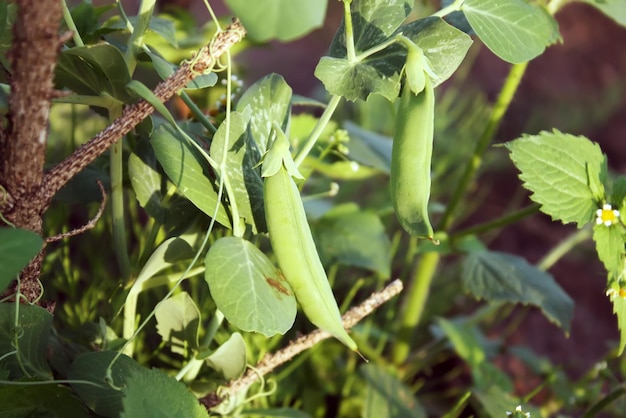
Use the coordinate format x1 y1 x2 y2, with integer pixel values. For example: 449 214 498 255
596 204 620 227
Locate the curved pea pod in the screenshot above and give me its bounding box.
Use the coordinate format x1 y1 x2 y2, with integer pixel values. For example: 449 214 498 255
390 75 435 240
262 125 357 351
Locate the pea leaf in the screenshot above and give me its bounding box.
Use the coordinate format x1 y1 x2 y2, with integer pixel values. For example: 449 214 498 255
0 384 88 417
583 0 626 28
593 223 626 278
313 203 391 277
237 73 292 154
204 237 297 336
0 228 43 293
505 130 606 227
210 110 266 233
461 0 560 63
155 292 201 355
0 303 52 380
462 251 574 332
205 332 247 380
360 363 426 418
224 0 327 42
151 124 231 228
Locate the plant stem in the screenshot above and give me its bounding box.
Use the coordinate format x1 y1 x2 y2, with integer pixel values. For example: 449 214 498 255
439 61 529 231
392 251 440 365
342 0 356 62
432 0 465 18
294 95 342 167
538 227 592 270
61 1 84 46
451 203 540 239
180 91 217 133
124 0 155 74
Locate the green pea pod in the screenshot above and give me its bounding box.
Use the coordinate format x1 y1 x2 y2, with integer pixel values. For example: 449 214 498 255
262 125 357 351
390 75 435 240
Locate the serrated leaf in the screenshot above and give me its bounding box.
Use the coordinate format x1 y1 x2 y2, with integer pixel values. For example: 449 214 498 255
205 332 246 380
505 130 606 227
0 228 43 293
237 73 292 154
474 386 540 418
224 0 327 42
462 251 573 332
611 294 626 355
612 177 626 215
462 0 560 63
593 223 626 278
121 368 209 418
155 292 201 355
360 363 426 418
0 303 52 380
151 124 231 228
55 43 134 103
210 110 266 233
314 203 391 276
204 237 296 336
583 0 626 28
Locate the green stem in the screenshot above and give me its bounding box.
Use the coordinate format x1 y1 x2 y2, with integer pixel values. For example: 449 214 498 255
180 91 217 133
61 1 84 46
439 61 529 231
109 105 131 280
342 0 356 62
451 203 540 239
392 251 440 365
294 95 342 167
124 0 155 74
583 385 626 418
432 0 465 18
537 227 592 271
178 310 225 382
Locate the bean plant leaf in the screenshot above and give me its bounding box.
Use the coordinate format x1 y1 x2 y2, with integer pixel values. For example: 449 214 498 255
360 363 426 418
237 73 292 154
313 203 391 277
505 130 606 227
121 367 209 418
155 292 201 355
583 0 626 28
204 237 296 336
0 228 43 293
55 43 134 102
225 0 327 42
0 303 52 379
205 332 247 380
0 384 88 417
462 251 574 332
151 124 231 228
461 0 560 63
210 110 266 233
593 224 626 279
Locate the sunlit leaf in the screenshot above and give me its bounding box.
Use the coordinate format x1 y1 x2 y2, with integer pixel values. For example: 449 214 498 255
204 237 296 336
205 332 246 380
155 292 201 355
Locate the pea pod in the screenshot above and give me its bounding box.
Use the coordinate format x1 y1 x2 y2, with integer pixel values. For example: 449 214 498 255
390 75 435 239
262 125 357 351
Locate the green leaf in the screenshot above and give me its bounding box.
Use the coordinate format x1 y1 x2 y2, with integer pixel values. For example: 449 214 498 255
0 303 52 379
55 43 134 103
0 384 89 417
610 293 626 355
343 121 392 173
204 237 297 336
0 228 43 293
237 73 292 154
593 223 626 278
474 386 540 418
205 332 247 380
313 203 391 277
360 363 426 418
462 251 574 332
210 110 266 233
224 0 327 42
583 0 626 28
121 367 209 418
461 0 560 63
151 124 231 228
155 292 201 355
505 130 606 227
241 408 310 417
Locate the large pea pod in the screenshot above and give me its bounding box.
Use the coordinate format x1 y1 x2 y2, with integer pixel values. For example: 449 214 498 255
390 75 435 240
262 127 357 351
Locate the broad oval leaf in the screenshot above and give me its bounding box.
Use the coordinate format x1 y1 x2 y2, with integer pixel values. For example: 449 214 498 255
155 292 201 355
151 124 231 228
204 236 296 336
224 0 327 42
0 228 43 293
237 73 292 154
505 130 606 227
461 0 560 63
462 251 573 332
205 332 247 380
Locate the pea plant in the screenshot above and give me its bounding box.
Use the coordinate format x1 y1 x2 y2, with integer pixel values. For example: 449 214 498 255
1 0 625 416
